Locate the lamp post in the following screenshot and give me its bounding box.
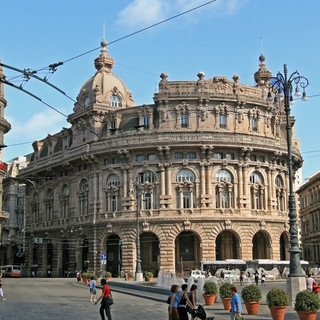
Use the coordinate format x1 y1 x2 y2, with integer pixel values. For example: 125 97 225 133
267 64 309 300
135 180 143 281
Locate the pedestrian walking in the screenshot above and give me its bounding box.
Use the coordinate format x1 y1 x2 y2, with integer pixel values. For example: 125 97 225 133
89 276 97 302
177 284 196 320
168 284 180 320
239 271 244 286
95 278 112 320
230 286 242 320
220 270 225 282
306 274 315 291
0 276 6 301
261 270 266 286
188 284 198 320
254 270 259 286
76 270 81 282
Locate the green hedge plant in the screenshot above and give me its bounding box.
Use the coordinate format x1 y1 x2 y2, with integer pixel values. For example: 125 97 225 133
203 281 218 295
219 282 233 299
241 284 262 302
266 288 290 307
294 290 320 312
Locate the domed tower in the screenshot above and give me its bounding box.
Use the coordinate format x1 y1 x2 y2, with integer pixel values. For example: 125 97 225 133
68 40 135 146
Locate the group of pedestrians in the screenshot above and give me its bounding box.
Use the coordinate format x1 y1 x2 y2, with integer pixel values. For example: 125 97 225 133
168 283 243 320
168 283 198 320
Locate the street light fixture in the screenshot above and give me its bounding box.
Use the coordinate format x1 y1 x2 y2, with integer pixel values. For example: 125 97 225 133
267 64 309 300
135 177 143 281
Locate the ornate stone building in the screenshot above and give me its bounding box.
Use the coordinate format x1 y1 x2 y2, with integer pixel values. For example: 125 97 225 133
297 171 320 264
17 41 302 277
0 62 12 262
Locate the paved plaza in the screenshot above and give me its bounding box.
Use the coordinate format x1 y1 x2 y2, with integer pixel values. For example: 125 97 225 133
1 276 320 319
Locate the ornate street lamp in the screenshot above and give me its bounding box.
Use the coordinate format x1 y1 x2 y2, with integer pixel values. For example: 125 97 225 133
267 64 309 300
135 180 143 281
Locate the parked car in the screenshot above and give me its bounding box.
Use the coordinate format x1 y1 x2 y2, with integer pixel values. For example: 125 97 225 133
189 270 206 279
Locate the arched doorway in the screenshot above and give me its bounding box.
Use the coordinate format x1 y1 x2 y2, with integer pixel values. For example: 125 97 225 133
216 231 239 260
252 231 271 259
140 232 159 276
82 239 89 272
280 232 289 260
106 235 122 277
62 240 69 276
175 231 201 275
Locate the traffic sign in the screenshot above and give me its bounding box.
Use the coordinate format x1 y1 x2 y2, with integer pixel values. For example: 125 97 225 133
101 254 107 260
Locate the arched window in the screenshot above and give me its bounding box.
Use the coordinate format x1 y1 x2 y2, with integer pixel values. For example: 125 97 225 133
79 179 89 215
110 95 121 108
215 169 233 208
176 169 195 182
45 188 54 221
138 171 156 210
139 171 156 183
107 174 120 186
176 169 196 209
61 184 69 219
250 171 265 210
106 174 121 212
275 175 285 211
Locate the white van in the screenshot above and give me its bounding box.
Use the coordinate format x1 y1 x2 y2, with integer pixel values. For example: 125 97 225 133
189 270 206 279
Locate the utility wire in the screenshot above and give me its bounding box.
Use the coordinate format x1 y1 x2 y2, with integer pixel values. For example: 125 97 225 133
37 0 217 70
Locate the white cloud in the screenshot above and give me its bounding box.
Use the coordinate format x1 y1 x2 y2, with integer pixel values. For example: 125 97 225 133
116 0 248 28
4 109 67 160
117 0 170 28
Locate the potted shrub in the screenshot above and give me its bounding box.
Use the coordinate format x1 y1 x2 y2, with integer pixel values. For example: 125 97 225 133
203 281 218 306
105 271 112 280
219 282 232 310
266 287 290 320
127 271 133 281
241 284 262 315
145 271 153 282
294 290 320 320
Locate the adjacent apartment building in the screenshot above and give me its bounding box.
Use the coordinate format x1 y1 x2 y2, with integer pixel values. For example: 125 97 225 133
15 41 303 277
297 171 320 265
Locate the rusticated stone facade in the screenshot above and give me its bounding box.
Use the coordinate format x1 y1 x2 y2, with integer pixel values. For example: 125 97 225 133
17 43 302 277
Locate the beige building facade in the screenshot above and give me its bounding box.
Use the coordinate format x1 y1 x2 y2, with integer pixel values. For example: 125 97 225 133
17 41 302 277
297 171 320 265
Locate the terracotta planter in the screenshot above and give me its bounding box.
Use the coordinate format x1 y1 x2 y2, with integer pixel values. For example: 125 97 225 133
202 294 216 306
221 297 231 310
269 306 287 320
296 311 318 320
244 301 260 315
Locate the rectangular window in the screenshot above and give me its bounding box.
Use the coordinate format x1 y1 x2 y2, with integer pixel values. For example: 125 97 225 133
136 155 146 162
252 118 257 131
225 153 234 160
175 152 184 159
181 114 189 128
186 152 196 159
148 154 157 161
213 153 223 159
219 114 226 128
143 117 150 129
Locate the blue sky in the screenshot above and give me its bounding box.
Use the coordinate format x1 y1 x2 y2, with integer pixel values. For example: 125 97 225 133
1 0 319 180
